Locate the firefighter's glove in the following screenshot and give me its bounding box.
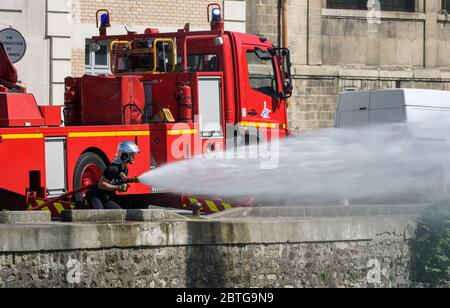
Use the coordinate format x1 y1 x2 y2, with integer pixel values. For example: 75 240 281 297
117 183 129 192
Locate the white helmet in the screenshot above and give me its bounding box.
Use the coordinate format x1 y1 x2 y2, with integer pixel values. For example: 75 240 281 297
113 141 140 164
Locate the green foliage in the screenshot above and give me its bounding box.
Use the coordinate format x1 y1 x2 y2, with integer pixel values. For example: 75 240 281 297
410 200 450 286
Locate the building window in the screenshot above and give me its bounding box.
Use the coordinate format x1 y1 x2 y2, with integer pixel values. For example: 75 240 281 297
85 39 110 75
443 0 450 11
327 0 367 10
327 0 415 12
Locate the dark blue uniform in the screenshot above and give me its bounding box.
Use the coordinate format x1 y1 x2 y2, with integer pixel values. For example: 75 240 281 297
86 163 128 209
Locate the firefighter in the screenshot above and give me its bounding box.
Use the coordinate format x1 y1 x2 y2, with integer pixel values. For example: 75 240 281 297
86 141 140 209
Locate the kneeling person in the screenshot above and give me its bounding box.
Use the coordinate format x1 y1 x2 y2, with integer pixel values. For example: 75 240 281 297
87 141 140 209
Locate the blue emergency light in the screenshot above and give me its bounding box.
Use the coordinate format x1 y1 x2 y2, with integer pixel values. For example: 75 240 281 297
100 13 110 27
212 8 222 22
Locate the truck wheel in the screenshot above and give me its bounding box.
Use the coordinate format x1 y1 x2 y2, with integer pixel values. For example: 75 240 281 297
73 152 106 201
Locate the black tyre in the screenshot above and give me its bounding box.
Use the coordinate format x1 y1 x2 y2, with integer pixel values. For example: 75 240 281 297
73 152 106 202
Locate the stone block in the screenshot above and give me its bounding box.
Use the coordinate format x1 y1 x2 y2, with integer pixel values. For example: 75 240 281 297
52 37 72 60
46 12 72 37
0 211 51 224
52 60 71 83
47 0 71 13
61 210 126 222
126 209 187 221
224 0 246 21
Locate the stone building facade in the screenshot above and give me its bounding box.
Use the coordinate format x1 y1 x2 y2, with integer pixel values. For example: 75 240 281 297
247 0 450 132
0 0 245 106
3 0 450 132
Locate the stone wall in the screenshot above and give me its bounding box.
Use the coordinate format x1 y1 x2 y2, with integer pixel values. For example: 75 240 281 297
74 0 224 27
71 49 85 78
0 206 423 288
0 239 411 288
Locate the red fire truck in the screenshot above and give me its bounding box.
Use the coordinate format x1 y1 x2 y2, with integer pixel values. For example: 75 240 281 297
0 4 292 216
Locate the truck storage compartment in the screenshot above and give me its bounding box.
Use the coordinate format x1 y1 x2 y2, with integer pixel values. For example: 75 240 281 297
81 75 145 125
0 93 45 127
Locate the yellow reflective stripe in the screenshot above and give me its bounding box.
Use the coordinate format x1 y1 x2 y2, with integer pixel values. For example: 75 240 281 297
222 202 232 210
168 129 198 136
116 131 150 137
188 197 199 204
0 133 44 139
240 122 277 129
53 203 65 214
205 200 219 213
69 132 115 138
69 131 150 138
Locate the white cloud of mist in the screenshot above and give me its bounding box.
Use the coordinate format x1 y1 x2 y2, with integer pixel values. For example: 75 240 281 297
140 122 450 205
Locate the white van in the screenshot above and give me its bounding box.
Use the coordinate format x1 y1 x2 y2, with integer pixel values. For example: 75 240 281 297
335 88 450 128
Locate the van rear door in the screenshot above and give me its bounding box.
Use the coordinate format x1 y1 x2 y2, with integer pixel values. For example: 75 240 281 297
369 90 405 124
336 91 370 128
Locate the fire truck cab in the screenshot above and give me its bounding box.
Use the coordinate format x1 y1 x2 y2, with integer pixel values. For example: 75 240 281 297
0 4 292 215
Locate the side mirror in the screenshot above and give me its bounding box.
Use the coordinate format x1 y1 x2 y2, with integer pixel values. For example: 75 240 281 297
276 48 293 99
282 80 293 98
281 49 292 79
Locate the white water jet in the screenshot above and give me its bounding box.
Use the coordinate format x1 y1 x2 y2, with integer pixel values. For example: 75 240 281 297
139 121 450 205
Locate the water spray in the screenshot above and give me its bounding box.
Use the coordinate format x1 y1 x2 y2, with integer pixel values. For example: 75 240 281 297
139 121 450 205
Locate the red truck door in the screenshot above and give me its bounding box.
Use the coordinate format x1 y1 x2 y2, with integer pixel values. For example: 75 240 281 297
240 45 287 141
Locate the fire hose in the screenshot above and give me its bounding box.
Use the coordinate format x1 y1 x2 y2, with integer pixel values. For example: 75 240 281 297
27 177 140 211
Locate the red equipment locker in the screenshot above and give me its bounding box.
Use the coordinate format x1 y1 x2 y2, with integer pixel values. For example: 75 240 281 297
81 75 145 125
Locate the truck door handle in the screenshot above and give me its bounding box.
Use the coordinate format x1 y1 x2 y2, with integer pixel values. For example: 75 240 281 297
248 110 257 116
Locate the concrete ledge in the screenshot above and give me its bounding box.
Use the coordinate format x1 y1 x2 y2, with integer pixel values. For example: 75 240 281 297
0 215 418 252
61 210 126 222
209 204 429 219
0 211 51 224
292 65 450 81
126 209 188 221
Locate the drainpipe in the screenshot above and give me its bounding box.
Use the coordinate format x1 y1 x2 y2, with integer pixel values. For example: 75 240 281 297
281 0 292 110
277 0 282 48
282 0 288 48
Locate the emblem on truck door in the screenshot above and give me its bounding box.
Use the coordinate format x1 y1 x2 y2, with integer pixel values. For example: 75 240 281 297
261 101 271 119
